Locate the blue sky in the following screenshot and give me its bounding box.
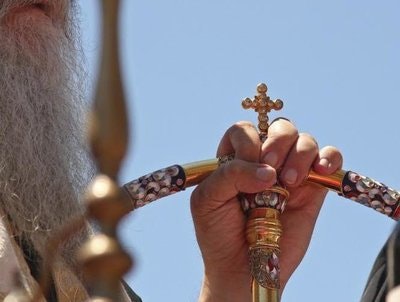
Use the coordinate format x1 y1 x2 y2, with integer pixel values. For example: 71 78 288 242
78 1 400 301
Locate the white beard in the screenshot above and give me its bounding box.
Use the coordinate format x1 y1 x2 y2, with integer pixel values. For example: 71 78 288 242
0 0 93 265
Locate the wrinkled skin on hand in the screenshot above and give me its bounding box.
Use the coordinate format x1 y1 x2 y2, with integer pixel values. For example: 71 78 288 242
191 120 342 302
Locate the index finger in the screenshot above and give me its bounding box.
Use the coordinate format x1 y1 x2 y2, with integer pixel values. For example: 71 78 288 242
217 121 262 162
261 119 299 168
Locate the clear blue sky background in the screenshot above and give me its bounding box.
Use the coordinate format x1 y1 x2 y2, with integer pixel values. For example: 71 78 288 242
78 1 399 301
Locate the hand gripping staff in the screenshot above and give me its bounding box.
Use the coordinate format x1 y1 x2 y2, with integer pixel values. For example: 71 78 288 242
123 83 400 301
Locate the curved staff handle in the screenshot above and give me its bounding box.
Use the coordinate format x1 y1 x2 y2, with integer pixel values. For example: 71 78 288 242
308 170 400 220
124 161 400 221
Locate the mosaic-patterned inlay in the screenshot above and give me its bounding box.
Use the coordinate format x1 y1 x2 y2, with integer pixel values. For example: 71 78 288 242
341 171 400 220
124 165 186 209
239 189 288 214
217 154 235 165
249 248 280 289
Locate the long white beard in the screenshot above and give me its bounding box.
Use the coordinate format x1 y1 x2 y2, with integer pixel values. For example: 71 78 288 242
0 0 93 263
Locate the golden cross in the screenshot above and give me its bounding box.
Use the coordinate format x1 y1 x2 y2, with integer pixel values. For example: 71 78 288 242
242 83 283 137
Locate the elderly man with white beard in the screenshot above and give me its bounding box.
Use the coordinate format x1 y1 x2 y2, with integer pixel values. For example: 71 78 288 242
0 0 101 300
0 1 350 302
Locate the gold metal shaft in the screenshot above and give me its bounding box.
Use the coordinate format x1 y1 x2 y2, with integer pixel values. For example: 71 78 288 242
182 159 220 187
242 83 284 301
78 0 133 300
182 159 345 193
245 201 287 302
252 284 279 302
307 169 345 192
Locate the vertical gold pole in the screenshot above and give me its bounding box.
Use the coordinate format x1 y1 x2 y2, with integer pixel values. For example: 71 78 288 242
89 0 128 179
246 207 284 302
241 84 287 302
78 0 134 300
252 284 279 302
6 1 132 300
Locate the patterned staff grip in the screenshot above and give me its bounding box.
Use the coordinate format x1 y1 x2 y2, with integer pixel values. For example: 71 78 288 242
340 171 400 220
123 165 187 209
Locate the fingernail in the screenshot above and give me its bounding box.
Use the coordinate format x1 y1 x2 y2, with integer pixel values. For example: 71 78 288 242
283 168 297 185
263 152 278 167
256 166 275 181
319 158 332 169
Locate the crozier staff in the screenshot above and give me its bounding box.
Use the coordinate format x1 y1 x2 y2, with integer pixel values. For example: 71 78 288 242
2 0 391 302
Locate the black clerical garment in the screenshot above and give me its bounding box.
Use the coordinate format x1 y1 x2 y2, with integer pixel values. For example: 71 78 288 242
361 244 388 302
361 221 400 302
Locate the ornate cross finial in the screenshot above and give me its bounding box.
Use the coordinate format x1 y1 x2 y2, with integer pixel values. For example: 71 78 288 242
242 83 283 137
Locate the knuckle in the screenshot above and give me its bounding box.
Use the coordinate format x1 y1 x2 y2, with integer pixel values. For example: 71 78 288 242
269 129 298 143
228 121 257 136
233 120 255 129
269 126 299 142
270 117 295 129
222 160 242 179
324 145 343 161
298 132 319 148
299 132 316 142
228 122 260 160
296 147 316 158
325 145 341 153
269 119 298 134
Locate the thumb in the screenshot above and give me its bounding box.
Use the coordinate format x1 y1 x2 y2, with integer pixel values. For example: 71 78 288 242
191 159 276 212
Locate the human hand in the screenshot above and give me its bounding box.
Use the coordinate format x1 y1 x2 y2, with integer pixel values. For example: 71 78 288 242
260 119 342 292
191 120 342 301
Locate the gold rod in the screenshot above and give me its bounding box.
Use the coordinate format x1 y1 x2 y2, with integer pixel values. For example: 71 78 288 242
90 0 128 180
182 159 219 187
125 159 400 221
307 169 345 192
252 283 279 302
182 160 345 192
